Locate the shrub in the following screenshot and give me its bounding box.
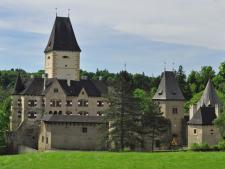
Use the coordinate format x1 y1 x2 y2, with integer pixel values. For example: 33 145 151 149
217 140 225 150
190 143 210 151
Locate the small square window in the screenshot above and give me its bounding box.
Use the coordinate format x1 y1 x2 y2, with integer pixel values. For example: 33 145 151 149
193 129 197 135
82 127 87 133
172 108 178 114
54 88 59 93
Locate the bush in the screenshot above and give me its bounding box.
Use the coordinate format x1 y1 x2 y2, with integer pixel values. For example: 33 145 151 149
190 143 210 151
217 140 225 150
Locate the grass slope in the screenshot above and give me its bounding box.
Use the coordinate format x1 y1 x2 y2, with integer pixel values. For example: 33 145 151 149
1 151 225 169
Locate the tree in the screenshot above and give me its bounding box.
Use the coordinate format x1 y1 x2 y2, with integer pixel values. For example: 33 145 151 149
103 71 140 151
214 111 225 139
133 89 171 151
0 96 11 146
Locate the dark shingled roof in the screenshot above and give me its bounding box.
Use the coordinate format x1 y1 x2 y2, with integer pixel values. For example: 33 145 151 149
42 114 104 124
153 71 185 101
197 79 220 109
188 107 217 125
44 16 81 53
13 73 25 95
13 77 108 97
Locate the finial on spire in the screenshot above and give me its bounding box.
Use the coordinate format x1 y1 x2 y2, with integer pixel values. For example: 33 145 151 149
163 62 167 71
68 9 71 17
55 8 58 16
172 62 175 72
124 62 127 71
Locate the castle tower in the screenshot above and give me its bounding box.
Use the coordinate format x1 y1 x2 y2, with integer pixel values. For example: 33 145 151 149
153 71 185 145
188 79 221 147
44 16 81 81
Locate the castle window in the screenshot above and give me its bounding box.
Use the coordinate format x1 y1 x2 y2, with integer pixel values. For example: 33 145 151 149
97 111 103 116
58 111 62 115
17 111 21 118
28 100 37 107
17 99 22 106
54 88 59 93
42 136 44 143
66 100 72 107
78 111 89 116
54 111 57 115
193 129 197 135
47 56 50 59
82 127 87 133
66 111 72 115
172 108 178 114
97 100 104 107
62 56 69 59
78 99 88 107
49 111 52 114
28 112 37 119
46 137 48 144
65 65 68 67
50 100 62 107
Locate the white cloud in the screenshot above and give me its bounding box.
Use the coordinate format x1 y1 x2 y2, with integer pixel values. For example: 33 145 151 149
1 0 225 49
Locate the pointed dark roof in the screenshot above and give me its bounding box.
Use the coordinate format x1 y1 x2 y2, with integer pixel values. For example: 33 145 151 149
44 16 81 53
13 74 25 95
197 79 219 109
188 107 216 125
153 71 185 101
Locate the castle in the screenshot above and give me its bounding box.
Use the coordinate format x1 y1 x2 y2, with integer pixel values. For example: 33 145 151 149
9 16 222 152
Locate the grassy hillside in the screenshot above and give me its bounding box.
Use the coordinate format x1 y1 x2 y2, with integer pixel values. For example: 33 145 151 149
1 151 225 169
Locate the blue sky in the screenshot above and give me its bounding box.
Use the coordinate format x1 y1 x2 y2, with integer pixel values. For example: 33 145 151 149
0 0 225 76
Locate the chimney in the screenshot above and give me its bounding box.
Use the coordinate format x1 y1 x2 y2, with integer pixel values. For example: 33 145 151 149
67 79 71 86
81 76 88 80
42 73 48 91
215 104 220 117
189 104 197 120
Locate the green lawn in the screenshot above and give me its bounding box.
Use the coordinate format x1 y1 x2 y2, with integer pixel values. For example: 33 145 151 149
0 151 225 169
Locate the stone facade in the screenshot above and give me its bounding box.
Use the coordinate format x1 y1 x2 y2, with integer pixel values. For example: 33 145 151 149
45 51 80 81
188 125 221 147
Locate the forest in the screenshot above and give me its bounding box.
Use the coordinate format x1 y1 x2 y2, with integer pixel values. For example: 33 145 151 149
0 62 224 147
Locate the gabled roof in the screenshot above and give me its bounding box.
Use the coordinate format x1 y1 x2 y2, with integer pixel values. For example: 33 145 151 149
44 16 81 53
13 73 25 95
153 71 185 101
13 77 108 97
197 79 220 109
188 107 216 125
42 115 104 124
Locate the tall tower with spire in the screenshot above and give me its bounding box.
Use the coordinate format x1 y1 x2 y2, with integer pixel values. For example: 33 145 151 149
153 71 186 145
44 16 81 81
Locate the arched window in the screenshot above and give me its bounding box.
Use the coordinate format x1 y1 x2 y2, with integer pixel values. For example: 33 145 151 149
54 111 57 115
49 111 53 114
66 111 72 115
58 111 62 115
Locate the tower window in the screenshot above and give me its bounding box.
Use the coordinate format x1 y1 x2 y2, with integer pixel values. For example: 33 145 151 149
47 56 50 59
62 56 69 59
82 127 87 133
54 88 59 93
172 108 178 114
193 129 197 135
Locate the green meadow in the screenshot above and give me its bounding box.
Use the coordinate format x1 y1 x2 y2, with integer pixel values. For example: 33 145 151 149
0 151 225 169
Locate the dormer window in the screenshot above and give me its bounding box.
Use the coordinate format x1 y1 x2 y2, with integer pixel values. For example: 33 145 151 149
66 100 72 107
62 56 69 59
